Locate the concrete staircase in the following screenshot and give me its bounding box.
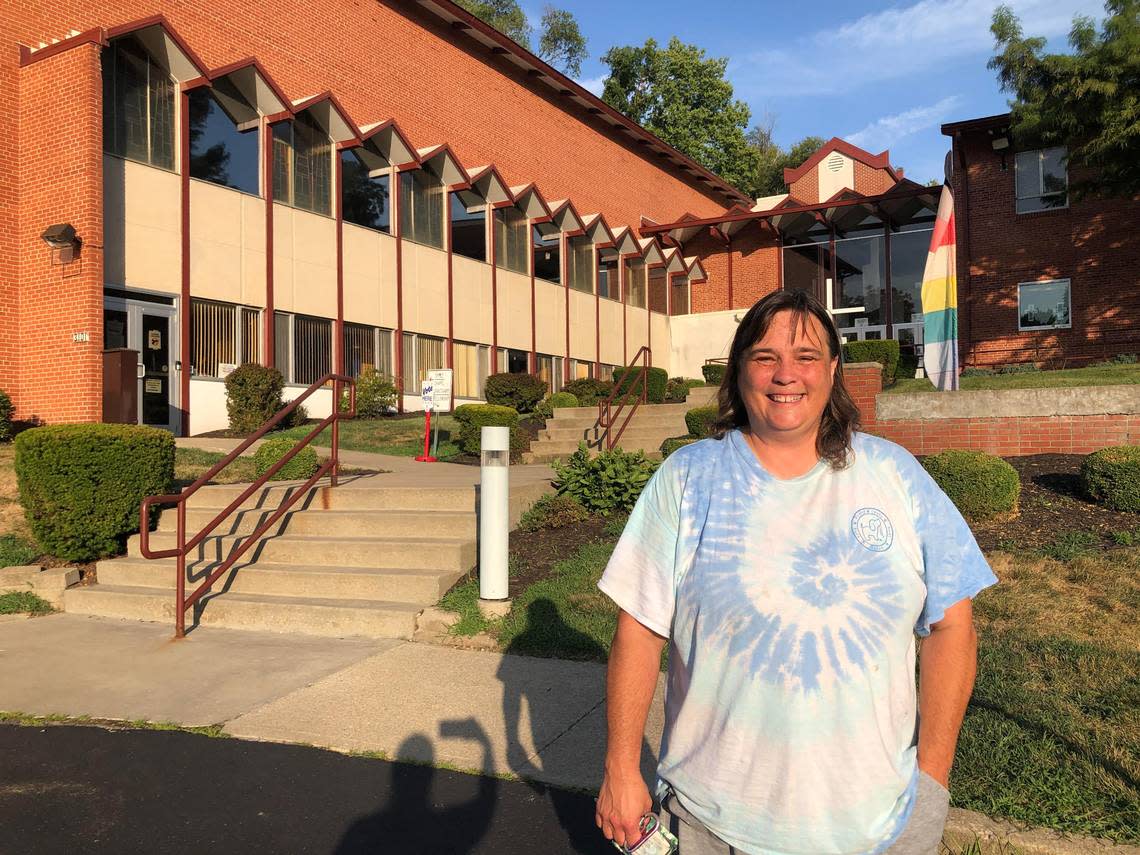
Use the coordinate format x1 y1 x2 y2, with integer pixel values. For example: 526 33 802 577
64 476 547 640
523 386 717 464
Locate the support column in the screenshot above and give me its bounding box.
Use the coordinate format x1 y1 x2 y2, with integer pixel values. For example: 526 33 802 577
179 87 192 436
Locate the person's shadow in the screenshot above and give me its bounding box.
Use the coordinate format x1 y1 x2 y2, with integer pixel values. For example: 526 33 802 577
497 598 657 854
333 720 497 854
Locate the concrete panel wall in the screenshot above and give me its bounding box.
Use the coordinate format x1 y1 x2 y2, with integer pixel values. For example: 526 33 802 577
598 299 624 365
342 224 397 328
626 306 649 362
189 180 266 307
535 280 566 356
498 269 532 351
453 254 493 343
650 313 671 371
104 155 181 294
273 204 336 317
669 309 739 377
569 290 596 361
189 377 229 435
402 240 449 338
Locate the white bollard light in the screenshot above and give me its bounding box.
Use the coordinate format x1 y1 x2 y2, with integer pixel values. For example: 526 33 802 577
479 425 510 604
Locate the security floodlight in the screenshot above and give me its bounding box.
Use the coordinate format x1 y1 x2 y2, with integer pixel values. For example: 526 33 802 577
41 223 78 248
991 137 1010 152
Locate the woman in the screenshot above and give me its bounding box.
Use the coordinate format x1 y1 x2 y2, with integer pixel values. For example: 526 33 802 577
595 290 995 855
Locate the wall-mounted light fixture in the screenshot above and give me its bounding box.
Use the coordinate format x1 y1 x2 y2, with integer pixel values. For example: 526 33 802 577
989 130 1012 171
41 223 81 264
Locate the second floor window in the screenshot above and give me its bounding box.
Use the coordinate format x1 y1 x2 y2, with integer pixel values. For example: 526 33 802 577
188 85 260 195
341 150 390 233
399 169 445 249
598 257 618 299
1015 147 1067 213
624 258 647 308
102 36 175 169
567 235 594 294
533 228 561 283
273 113 332 215
451 193 486 261
494 207 529 274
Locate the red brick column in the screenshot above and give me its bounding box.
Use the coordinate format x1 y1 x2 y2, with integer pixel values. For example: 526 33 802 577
16 43 104 425
842 362 882 431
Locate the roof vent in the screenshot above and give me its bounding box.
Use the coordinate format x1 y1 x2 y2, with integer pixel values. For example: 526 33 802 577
826 152 845 172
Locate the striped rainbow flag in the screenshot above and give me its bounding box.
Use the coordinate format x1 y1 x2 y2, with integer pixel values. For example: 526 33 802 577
921 185 959 391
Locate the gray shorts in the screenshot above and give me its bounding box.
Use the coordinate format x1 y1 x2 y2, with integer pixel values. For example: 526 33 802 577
659 771 950 855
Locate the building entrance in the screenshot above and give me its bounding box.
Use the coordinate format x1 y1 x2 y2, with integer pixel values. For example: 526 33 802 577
103 291 181 433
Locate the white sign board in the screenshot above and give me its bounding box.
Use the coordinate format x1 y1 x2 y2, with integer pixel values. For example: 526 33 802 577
421 380 434 413
427 369 453 413
854 317 869 329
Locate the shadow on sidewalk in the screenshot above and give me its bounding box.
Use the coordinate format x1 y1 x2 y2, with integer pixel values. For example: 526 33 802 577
334 721 497 855
498 599 656 854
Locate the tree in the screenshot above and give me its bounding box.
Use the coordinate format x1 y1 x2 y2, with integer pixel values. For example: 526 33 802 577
745 123 826 198
989 1 1140 198
455 0 587 77
538 7 587 78
601 37 759 195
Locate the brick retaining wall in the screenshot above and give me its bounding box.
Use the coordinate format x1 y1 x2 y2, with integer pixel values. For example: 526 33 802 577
844 363 1140 456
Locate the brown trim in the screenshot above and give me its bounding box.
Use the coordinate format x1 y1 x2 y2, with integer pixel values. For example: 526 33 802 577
291 90 361 141
446 196 455 412
489 204 499 370
783 137 897 185
264 117 276 370
208 57 291 109
19 27 106 66
594 246 601 377
529 228 537 374
179 88 192 436
776 233 784 292
563 232 571 385
940 113 1010 136
394 171 405 413
335 150 345 377
726 238 734 309
105 14 210 76
883 224 892 334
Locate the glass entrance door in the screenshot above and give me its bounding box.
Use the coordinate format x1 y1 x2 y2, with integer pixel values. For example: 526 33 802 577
103 295 180 433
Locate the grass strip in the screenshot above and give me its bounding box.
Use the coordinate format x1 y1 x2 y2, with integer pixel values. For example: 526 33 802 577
0 591 53 616
886 361 1140 394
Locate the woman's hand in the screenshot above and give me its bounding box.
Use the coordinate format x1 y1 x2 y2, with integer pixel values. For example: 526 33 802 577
596 766 652 849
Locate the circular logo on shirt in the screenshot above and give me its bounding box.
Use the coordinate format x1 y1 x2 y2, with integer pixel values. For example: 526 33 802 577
851 508 894 552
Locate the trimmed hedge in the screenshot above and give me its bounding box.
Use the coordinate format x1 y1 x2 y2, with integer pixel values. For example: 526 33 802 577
552 443 659 516
453 403 521 454
685 405 718 438
535 392 580 420
15 424 174 561
842 340 900 384
225 364 286 433
922 450 1020 521
702 363 727 385
0 390 12 442
518 493 591 532
660 436 698 459
665 377 705 403
1081 445 1140 512
253 437 320 482
484 372 547 413
612 366 668 404
562 378 613 407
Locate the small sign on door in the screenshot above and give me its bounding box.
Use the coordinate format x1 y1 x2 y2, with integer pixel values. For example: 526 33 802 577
144 379 162 394
148 330 162 350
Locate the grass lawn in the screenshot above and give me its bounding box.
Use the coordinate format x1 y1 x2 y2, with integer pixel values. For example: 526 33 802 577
0 591 53 615
886 361 1140 394
440 521 1140 841
274 415 462 459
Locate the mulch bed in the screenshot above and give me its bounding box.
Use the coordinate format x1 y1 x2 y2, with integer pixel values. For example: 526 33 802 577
507 515 612 595
967 454 1137 552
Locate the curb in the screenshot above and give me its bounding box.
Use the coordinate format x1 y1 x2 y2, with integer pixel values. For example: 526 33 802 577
944 808 1140 855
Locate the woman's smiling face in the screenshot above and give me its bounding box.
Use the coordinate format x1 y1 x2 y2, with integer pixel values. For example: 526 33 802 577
737 309 838 444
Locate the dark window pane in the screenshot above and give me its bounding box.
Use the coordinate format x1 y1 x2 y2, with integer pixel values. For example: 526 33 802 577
294 315 331 384
783 244 824 302
889 228 932 326
400 170 445 249
494 207 529 274
567 235 594 293
293 113 331 215
102 36 174 169
104 309 128 350
341 150 390 232
272 123 292 205
834 234 885 325
649 269 667 314
274 312 291 381
533 227 560 283
598 258 618 299
189 87 260 195
451 193 485 261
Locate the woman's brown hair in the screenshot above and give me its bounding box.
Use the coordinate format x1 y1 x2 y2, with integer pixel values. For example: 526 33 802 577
712 290 861 468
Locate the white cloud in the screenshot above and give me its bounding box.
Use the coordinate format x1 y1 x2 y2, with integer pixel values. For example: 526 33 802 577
732 0 1105 96
846 95 963 151
576 74 607 96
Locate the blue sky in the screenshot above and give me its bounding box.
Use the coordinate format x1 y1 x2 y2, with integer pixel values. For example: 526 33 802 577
530 0 1106 188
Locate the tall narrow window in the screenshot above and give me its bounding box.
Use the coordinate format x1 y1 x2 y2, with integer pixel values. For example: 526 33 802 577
598 257 618 300
1015 147 1068 213
624 258 647 308
341 150 390 233
399 169 445 248
670 276 690 316
533 228 561 283
274 312 291 380
567 235 594 293
343 322 378 378
272 113 332 215
648 268 668 313
451 193 486 261
401 332 447 392
494 207 529 274
102 36 174 169
293 315 332 384
190 300 261 378
188 84 260 194
453 341 489 398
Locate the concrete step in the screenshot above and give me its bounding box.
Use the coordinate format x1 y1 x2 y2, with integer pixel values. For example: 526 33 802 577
63 584 422 639
96 557 463 604
524 447 664 464
178 480 477 514
539 424 684 442
552 402 693 420
158 507 475 539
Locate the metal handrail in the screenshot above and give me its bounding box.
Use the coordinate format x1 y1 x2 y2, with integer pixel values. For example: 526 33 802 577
139 373 356 638
597 347 650 451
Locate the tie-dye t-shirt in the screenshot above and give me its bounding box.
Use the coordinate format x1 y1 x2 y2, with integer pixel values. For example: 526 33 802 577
598 430 996 855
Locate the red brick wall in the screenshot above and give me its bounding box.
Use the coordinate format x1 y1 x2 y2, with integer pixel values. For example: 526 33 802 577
952 131 1140 367
789 171 818 204
687 229 729 313
15 44 104 424
846 364 1140 455
853 161 895 196
729 228 779 310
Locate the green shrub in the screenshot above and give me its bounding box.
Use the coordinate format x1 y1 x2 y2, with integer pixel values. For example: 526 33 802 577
342 368 397 418
0 390 13 442
563 378 613 407
664 378 706 404
1109 352 1137 365
612 366 668 404
1081 446 1140 512
842 340 901 384
921 450 1020 521
253 437 320 481
518 494 591 532
685 405 718 438
534 392 580 420
15 424 174 561
484 372 547 413
552 443 659 516
660 436 698 459
0 534 39 568
225 364 291 434
702 363 727 385
998 362 1039 374
960 367 996 378
453 403 521 454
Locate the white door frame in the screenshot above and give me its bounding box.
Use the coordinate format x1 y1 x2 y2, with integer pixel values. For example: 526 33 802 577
103 294 181 433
